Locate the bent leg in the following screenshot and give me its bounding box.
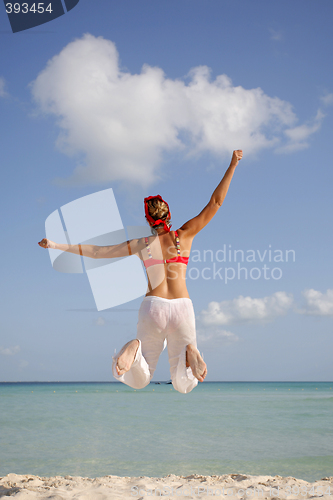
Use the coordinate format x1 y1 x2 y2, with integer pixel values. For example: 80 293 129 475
172 344 198 394
112 339 151 389
186 344 207 383
112 297 167 389
115 339 140 376
167 299 202 394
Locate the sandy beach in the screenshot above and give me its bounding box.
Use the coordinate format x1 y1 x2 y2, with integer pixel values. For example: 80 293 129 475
0 473 332 499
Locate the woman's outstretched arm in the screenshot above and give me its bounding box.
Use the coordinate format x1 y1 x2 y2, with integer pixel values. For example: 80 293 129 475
180 150 242 237
38 238 145 259
211 149 242 206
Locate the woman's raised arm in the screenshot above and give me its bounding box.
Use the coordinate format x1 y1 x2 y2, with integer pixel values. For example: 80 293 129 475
179 150 242 238
38 238 146 259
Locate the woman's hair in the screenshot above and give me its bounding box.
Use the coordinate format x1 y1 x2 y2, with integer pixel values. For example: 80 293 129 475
145 197 171 229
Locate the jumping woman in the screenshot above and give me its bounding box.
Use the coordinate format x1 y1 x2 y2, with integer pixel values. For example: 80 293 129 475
39 149 242 394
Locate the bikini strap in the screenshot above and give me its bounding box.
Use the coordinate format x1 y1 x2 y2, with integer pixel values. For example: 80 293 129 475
145 237 152 259
174 230 181 256
145 233 180 260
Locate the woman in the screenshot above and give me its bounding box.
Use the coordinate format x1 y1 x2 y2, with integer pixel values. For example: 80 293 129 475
39 149 242 394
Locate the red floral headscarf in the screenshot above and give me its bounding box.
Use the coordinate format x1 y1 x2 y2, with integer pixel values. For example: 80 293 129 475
144 195 171 232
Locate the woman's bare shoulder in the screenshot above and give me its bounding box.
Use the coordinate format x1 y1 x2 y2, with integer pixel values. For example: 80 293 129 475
176 227 194 242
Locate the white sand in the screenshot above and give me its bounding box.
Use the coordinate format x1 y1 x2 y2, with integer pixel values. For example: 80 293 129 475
0 473 332 499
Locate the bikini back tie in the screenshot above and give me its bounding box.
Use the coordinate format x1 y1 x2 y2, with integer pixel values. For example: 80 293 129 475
144 231 189 268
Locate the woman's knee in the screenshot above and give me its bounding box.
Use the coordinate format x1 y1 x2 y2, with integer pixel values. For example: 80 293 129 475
171 378 197 394
112 370 152 390
130 378 151 390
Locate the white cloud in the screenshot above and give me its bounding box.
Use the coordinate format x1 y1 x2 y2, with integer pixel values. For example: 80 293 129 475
299 289 333 316
0 345 20 356
276 109 324 153
321 93 333 106
198 291 294 326
269 29 283 41
95 317 106 326
0 77 7 97
31 34 321 187
197 327 239 344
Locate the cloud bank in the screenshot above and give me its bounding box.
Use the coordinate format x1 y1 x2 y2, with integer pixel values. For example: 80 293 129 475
299 289 333 316
276 110 324 153
197 327 239 345
197 287 333 346
321 93 333 106
198 291 294 326
0 345 20 356
31 34 322 187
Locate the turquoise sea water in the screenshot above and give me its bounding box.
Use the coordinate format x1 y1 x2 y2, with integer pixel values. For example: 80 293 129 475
0 382 332 482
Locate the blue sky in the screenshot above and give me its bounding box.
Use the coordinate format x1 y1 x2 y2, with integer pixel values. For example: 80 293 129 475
0 0 332 382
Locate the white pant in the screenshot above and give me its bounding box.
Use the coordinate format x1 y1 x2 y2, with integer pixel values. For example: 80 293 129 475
112 296 198 394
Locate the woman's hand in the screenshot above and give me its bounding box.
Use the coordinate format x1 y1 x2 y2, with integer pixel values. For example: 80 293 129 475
231 149 243 167
38 238 56 249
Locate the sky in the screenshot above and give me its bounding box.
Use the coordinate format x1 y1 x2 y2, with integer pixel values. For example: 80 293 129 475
0 0 332 382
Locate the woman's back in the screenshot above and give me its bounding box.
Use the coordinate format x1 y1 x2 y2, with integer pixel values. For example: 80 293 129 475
142 229 193 299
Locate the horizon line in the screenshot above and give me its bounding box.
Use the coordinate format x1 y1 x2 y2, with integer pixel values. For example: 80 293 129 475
1 380 332 384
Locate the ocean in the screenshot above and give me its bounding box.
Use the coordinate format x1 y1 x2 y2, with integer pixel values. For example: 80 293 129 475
0 382 332 482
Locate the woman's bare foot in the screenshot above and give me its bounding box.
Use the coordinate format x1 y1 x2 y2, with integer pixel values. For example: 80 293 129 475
116 339 140 376
186 344 207 382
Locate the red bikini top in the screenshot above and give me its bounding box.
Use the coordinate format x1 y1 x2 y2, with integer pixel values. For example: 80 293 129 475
143 230 189 268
